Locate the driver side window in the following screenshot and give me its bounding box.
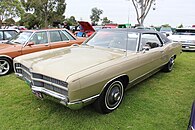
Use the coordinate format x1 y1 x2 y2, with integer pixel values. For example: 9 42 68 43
29 32 48 44
140 33 162 51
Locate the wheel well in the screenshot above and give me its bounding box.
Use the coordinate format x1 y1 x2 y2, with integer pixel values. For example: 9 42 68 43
0 56 13 63
103 75 129 92
117 75 129 89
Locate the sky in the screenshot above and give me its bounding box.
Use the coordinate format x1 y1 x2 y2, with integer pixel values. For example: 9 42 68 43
65 0 195 27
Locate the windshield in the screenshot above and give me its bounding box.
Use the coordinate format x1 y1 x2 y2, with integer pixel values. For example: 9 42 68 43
174 29 195 35
84 30 139 51
8 31 33 44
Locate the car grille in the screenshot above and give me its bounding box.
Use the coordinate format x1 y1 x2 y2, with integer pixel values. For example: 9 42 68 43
15 63 68 96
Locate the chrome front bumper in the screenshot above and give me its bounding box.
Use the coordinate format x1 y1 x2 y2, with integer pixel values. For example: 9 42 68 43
16 73 99 110
32 85 99 110
182 44 195 51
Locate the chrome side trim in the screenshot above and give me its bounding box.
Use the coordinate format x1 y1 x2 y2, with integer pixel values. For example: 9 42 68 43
67 94 100 110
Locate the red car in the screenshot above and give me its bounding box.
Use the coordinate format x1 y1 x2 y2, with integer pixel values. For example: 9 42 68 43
76 21 95 37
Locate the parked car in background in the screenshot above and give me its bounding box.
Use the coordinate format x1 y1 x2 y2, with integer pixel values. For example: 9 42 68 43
0 29 19 43
135 26 157 31
104 24 118 28
14 29 182 114
0 28 85 76
160 27 173 36
93 26 104 31
168 28 195 51
76 21 95 37
118 24 131 28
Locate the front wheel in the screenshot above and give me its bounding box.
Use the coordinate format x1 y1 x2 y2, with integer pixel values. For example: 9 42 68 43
0 58 12 76
163 56 175 72
94 80 124 114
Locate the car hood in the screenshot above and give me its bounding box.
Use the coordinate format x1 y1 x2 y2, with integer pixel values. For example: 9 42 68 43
15 46 124 81
0 43 22 57
168 35 195 41
79 21 95 32
0 43 13 50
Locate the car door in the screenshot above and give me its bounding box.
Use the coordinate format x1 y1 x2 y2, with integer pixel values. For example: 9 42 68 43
49 30 73 49
135 33 165 77
21 31 51 55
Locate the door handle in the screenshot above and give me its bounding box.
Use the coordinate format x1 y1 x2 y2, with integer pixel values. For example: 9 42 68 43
45 44 49 46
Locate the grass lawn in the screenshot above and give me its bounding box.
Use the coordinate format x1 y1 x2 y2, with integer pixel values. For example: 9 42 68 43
0 52 195 130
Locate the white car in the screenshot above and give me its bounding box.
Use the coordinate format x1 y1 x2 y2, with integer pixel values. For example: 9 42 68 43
160 27 173 37
0 29 19 43
168 28 195 51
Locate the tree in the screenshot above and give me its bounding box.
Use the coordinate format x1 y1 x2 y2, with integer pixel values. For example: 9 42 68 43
177 24 183 28
18 13 40 29
21 0 66 28
102 17 112 25
65 16 77 26
4 18 15 26
131 0 156 26
0 0 24 28
161 24 171 27
90 7 103 25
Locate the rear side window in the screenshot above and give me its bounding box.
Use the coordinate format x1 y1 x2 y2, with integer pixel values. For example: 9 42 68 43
62 30 76 40
49 31 62 42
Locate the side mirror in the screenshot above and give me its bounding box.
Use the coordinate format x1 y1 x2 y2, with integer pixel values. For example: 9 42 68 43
143 46 150 51
27 42 35 46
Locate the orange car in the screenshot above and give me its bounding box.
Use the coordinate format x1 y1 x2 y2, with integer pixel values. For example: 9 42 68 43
0 28 85 76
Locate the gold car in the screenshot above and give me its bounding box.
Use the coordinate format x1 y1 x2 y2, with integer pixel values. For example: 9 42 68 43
14 29 182 114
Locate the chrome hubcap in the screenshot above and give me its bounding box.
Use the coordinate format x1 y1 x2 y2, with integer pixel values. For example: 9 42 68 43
105 81 124 110
114 92 121 101
0 60 9 75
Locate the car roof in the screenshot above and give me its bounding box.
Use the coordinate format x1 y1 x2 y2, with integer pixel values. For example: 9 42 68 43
0 29 19 31
99 28 158 34
22 28 68 32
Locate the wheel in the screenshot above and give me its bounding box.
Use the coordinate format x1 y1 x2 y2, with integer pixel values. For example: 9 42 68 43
0 57 13 76
94 79 124 114
163 56 175 72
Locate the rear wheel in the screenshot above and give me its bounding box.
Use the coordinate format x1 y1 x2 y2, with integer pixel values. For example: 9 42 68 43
0 57 12 76
163 56 175 72
94 79 124 114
